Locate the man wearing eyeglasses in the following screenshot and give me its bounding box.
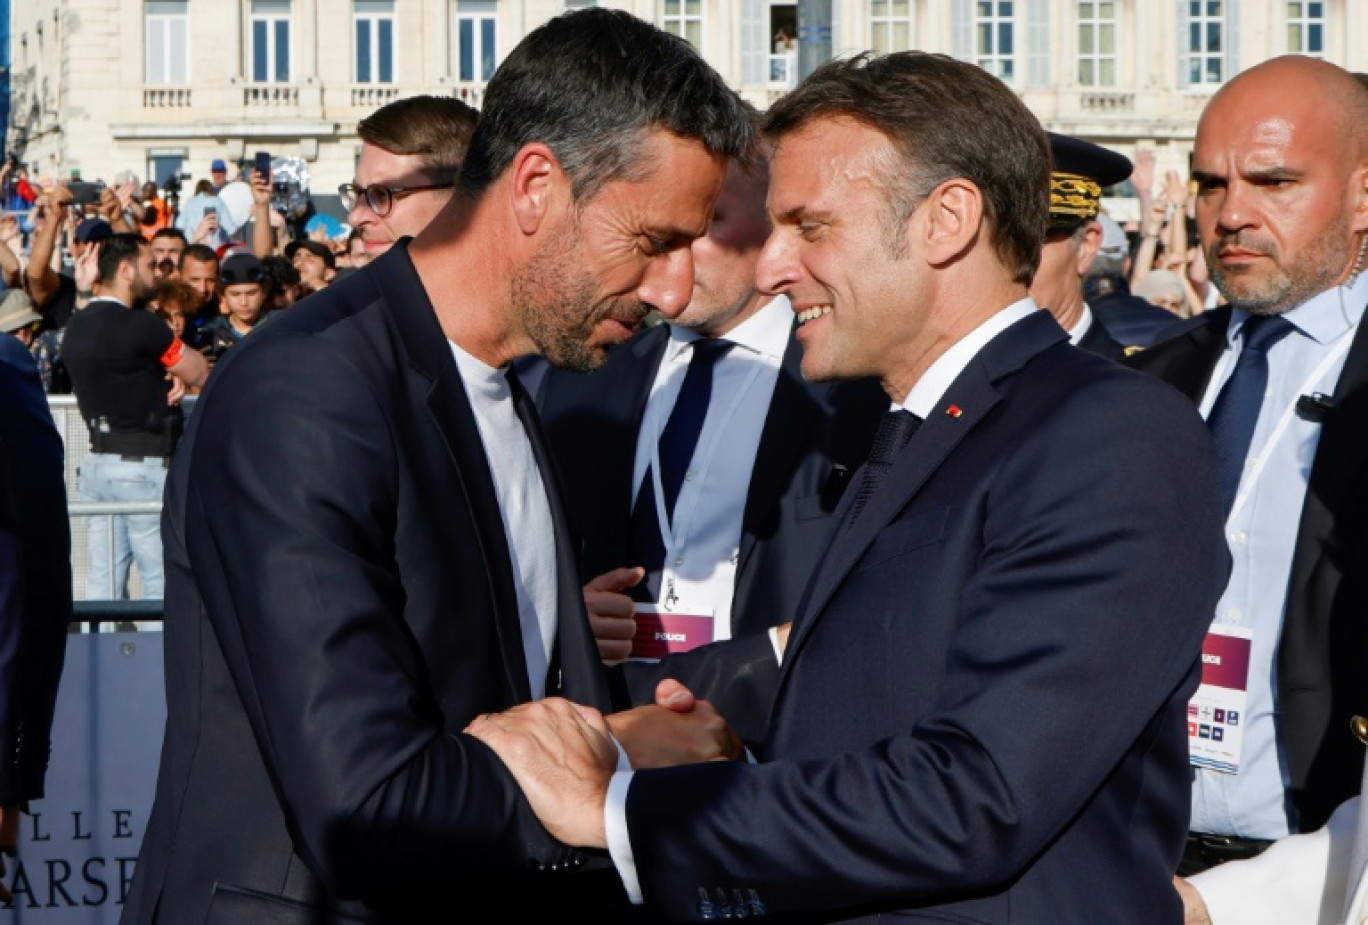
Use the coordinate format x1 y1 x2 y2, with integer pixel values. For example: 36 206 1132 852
341 94 478 259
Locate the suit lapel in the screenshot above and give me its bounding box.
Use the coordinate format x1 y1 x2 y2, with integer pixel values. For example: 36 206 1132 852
735 326 824 581
780 312 1064 674
1134 308 1230 401
374 245 533 704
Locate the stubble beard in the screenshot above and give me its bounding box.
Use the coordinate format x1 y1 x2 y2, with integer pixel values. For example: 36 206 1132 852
1207 227 1351 316
511 222 613 374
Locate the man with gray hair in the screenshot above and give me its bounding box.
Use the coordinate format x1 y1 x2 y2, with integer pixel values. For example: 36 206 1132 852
123 10 752 922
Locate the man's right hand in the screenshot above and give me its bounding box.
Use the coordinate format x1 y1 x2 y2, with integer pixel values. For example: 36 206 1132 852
49 183 73 211
584 567 645 665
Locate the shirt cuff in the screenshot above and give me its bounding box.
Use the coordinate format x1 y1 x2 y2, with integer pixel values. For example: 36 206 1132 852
768 626 784 666
604 770 643 904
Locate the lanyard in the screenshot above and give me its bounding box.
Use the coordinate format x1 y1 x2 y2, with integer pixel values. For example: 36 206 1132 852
642 344 763 607
1227 332 1352 523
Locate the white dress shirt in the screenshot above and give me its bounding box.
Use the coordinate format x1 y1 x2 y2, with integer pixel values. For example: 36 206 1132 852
449 342 558 700
1190 273 1368 839
632 295 791 634
605 296 1041 903
1064 304 1096 346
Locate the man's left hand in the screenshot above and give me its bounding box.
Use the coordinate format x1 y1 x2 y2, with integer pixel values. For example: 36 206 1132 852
466 698 616 848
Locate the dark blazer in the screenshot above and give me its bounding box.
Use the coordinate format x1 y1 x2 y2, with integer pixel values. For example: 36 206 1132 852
539 320 885 738
621 312 1230 923
1086 273 1186 347
1127 304 1368 831
0 338 70 806
1077 311 1128 360
123 244 623 924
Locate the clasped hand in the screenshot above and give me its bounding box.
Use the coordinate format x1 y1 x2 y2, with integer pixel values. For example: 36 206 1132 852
465 680 742 848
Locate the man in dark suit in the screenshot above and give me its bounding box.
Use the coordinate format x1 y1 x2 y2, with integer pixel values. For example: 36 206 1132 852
121 11 753 924
0 336 71 905
538 151 885 742
1126 57 1368 880
1030 133 1137 360
469 52 1229 922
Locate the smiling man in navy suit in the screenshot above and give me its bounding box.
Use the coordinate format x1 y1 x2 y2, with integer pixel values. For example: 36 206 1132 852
470 51 1231 923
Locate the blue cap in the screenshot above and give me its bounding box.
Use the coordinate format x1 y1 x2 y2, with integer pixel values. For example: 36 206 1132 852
211 159 227 172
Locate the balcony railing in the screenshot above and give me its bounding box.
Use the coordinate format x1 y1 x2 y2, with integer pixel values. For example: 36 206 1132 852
244 84 300 107
143 87 192 108
350 85 400 107
1079 91 1135 113
452 83 485 108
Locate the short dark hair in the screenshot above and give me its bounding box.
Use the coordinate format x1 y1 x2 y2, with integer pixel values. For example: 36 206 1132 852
459 8 752 202
152 227 187 244
96 233 147 285
357 95 479 185
763 52 1050 284
179 244 218 271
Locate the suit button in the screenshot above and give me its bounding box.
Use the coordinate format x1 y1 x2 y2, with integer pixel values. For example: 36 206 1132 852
1352 715 1368 745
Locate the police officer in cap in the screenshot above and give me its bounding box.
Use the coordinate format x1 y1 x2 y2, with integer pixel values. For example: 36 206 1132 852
1030 132 1163 359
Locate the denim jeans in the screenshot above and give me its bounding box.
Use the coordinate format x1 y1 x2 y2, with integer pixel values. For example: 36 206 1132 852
79 452 167 600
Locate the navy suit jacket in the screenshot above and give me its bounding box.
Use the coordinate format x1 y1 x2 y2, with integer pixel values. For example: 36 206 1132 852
539 320 885 740
1127 304 1368 832
123 245 624 924
621 311 1230 923
0 338 70 806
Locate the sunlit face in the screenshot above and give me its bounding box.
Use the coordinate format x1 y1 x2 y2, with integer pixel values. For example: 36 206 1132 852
292 249 329 286
1028 222 1098 327
757 117 931 390
151 235 185 268
223 283 265 327
349 236 371 268
512 130 727 372
1194 75 1367 315
130 246 158 302
672 159 771 337
181 257 218 307
348 143 455 257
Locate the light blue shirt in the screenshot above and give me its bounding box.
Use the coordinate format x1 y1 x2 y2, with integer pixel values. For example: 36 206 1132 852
1190 273 1368 839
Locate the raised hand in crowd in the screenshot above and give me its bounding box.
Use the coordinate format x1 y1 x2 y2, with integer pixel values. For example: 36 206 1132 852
98 186 132 234
191 211 218 246
250 168 275 259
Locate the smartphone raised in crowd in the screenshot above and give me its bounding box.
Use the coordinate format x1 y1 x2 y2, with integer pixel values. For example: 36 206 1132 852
254 151 271 179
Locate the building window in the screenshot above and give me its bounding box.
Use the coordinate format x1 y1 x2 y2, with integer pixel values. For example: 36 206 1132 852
355 1 395 84
1286 0 1323 56
145 1 189 84
661 0 702 49
456 1 497 84
1077 0 1116 86
1187 1 1225 86
251 0 291 83
975 1 1015 83
871 0 914 53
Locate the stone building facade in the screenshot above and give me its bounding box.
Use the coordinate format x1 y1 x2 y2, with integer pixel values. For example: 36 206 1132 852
7 0 1366 204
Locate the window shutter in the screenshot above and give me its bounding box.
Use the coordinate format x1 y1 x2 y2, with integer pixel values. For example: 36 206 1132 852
952 0 973 62
1026 0 1049 87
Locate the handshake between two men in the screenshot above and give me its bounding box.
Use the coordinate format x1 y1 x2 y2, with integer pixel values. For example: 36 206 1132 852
467 677 736 851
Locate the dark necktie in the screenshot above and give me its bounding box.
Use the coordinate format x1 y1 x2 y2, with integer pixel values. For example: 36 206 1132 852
1205 313 1296 516
629 338 734 600
845 409 921 531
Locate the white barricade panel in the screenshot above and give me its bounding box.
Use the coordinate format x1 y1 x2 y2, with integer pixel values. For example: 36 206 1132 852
2 632 164 923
